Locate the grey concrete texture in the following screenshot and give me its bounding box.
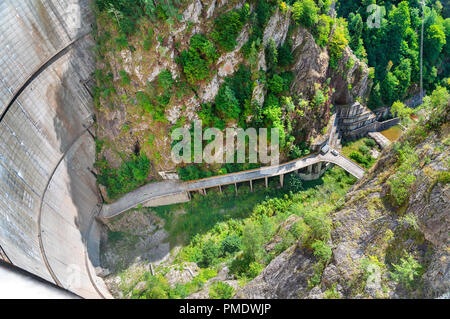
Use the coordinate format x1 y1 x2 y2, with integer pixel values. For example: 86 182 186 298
0 0 109 298
0 0 93 115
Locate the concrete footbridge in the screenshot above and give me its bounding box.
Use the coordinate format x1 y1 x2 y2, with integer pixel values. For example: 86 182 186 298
100 151 365 219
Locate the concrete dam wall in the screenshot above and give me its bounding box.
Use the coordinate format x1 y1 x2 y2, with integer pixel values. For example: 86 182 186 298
0 0 109 298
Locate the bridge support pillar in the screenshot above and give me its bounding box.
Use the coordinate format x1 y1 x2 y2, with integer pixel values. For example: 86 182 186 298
265 177 268 189
313 163 319 174
234 183 238 196
249 180 253 192
307 165 313 175
280 174 284 188
218 185 222 194
317 162 323 173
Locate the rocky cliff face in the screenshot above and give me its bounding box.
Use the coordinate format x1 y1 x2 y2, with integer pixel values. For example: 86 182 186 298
93 0 371 175
236 121 449 299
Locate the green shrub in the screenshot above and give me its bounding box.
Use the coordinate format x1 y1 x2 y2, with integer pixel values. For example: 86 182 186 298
209 282 234 299
314 14 333 47
268 74 285 95
289 143 311 159
285 173 304 193
115 33 129 50
96 154 150 199
349 151 373 168
247 262 264 279
212 4 250 51
215 84 241 121
179 34 218 84
311 240 332 262
364 138 377 148
358 145 370 155
223 64 253 107
265 38 278 69
136 91 153 112
242 221 265 261
199 241 221 268
390 253 423 290
119 70 131 85
329 18 349 69
278 40 294 66
158 69 174 90
221 235 242 255
143 28 154 51
388 172 416 206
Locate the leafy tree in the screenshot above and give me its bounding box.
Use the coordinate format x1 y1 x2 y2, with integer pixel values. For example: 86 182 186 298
424 24 446 65
278 41 294 66
393 58 412 99
179 34 217 84
315 14 333 48
223 64 253 107
286 173 304 193
358 144 369 156
388 163 417 206
381 71 400 106
265 39 278 69
391 101 413 125
96 154 150 199
292 0 320 28
268 74 285 95
242 221 265 261
212 4 250 51
215 85 241 120
364 138 377 148
247 262 264 279
348 12 366 59
329 18 349 69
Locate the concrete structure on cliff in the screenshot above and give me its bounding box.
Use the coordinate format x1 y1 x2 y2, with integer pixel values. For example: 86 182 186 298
0 0 110 298
336 102 400 140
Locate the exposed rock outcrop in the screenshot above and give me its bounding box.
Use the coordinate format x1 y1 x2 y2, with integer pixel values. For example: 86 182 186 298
290 27 329 98
330 47 372 105
237 124 449 299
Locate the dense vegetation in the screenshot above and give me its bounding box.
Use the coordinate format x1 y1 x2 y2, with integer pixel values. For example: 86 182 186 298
95 0 182 35
112 166 357 298
93 0 449 299
96 153 150 199
337 0 449 108
178 34 218 85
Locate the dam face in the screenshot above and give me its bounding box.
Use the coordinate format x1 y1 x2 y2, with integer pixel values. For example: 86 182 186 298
0 0 108 298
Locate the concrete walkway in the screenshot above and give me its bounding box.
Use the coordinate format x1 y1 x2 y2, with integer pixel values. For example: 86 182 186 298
100 152 365 219
368 132 392 149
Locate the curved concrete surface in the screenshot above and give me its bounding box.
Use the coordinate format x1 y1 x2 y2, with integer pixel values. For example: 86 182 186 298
0 0 110 298
0 261 79 299
101 152 365 219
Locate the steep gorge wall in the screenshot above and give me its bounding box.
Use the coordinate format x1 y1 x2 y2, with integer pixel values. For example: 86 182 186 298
0 0 108 298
